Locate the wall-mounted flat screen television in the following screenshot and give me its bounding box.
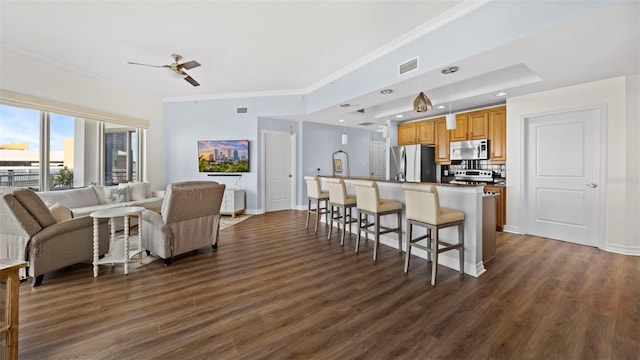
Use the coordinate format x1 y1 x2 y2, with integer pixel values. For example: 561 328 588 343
198 140 250 173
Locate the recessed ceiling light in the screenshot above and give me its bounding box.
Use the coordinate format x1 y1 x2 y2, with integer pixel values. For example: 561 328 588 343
339 119 345 122
378 125 385 128
380 89 393 95
495 91 508 97
395 114 403 118
436 105 446 109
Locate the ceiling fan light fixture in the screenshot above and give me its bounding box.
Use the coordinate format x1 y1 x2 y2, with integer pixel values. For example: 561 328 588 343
413 92 432 112
128 53 202 87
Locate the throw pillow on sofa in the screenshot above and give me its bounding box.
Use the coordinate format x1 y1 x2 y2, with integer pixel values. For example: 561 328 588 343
108 187 128 203
126 182 149 201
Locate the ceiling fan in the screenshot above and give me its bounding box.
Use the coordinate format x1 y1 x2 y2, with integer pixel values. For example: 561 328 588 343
127 54 201 87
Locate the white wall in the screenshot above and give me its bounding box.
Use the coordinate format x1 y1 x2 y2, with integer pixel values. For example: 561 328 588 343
0 46 164 190
506 76 639 254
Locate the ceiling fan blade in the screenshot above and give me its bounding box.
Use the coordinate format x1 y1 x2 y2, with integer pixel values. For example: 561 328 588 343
127 61 170 68
184 75 200 87
179 60 201 70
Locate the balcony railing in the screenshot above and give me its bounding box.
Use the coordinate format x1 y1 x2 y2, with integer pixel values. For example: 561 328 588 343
0 169 134 190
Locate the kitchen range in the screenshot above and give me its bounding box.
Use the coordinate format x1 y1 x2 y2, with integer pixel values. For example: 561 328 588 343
449 169 504 185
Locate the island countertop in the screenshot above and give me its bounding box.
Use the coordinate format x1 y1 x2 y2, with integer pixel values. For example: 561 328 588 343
318 175 485 187
316 176 488 277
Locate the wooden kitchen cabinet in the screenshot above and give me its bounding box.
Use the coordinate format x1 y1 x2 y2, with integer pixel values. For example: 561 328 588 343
451 111 489 141
484 185 505 231
434 117 450 164
489 106 507 163
416 120 435 144
450 114 469 142
397 120 435 145
397 123 417 145
468 111 490 139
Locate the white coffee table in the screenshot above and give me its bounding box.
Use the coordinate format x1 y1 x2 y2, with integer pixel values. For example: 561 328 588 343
90 206 146 277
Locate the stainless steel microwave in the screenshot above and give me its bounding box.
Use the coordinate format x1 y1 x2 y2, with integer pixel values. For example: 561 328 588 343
450 139 489 160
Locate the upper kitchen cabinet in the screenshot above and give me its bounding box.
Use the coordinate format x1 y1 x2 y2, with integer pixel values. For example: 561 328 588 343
434 117 450 164
397 122 417 146
397 119 435 146
468 111 490 139
488 106 506 163
451 111 489 141
450 114 468 142
416 120 435 144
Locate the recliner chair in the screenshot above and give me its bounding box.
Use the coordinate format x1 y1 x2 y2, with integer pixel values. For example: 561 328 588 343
141 181 226 265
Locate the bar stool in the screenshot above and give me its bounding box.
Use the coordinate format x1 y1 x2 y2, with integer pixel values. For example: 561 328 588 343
304 176 330 233
352 180 402 261
325 178 358 245
402 183 464 286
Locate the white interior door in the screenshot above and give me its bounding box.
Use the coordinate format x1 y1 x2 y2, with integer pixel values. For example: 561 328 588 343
369 141 385 179
525 107 603 247
265 131 294 212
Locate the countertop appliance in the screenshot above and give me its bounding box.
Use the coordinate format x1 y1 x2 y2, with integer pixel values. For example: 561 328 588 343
450 139 489 160
389 144 436 182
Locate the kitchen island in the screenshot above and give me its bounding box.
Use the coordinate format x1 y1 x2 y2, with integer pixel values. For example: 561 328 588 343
319 177 487 277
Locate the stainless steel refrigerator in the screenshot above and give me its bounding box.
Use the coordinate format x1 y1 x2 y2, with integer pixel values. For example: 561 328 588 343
389 144 436 182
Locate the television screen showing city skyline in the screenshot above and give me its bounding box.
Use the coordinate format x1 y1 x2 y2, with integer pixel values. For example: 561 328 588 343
198 140 249 173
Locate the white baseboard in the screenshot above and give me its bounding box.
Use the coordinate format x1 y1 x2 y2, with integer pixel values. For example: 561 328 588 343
503 225 520 234
377 234 485 277
604 244 640 256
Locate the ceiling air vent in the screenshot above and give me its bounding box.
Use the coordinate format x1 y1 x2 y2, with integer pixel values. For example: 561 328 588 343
358 122 375 126
398 57 418 76
236 107 248 114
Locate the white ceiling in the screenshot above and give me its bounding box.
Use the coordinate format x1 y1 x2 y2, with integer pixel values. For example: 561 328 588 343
1 1 639 130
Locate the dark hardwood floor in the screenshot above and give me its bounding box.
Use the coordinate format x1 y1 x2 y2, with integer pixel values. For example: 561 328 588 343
18 210 640 359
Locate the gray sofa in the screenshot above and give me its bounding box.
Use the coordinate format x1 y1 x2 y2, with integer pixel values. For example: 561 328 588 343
0 187 110 286
141 181 225 265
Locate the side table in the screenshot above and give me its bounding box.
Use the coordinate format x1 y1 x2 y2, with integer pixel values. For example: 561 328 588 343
0 259 27 360
90 206 146 277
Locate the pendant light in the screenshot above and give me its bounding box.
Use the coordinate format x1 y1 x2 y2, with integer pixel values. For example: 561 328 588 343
413 92 433 112
340 120 348 145
445 81 456 130
442 66 459 130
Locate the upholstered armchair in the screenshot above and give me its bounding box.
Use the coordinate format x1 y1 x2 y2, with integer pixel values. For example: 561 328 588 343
0 187 109 286
141 181 226 265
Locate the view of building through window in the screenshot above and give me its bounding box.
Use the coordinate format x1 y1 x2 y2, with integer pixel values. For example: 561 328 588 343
0 104 141 190
105 129 137 185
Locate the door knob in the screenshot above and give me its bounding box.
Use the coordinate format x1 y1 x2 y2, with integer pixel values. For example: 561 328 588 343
585 183 598 188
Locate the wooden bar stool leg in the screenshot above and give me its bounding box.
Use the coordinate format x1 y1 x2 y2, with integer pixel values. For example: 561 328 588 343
426 228 432 263
404 221 412 273
306 198 311 229
328 205 334 240
341 205 347 246
397 211 402 253
355 212 363 254
314 199 320 233
459 222 465 276
373 214 380 261
431 230 439 287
